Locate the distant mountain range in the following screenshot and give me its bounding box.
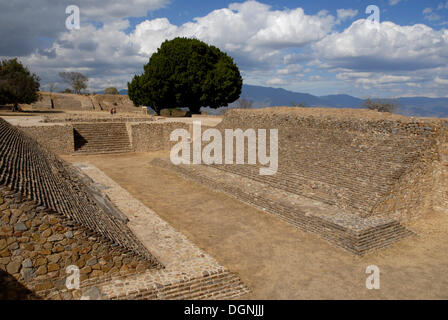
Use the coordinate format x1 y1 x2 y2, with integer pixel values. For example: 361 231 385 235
118 85 448 118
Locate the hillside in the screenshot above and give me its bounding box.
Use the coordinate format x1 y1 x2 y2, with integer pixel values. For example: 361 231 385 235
111 86 448 118
238 85 448 117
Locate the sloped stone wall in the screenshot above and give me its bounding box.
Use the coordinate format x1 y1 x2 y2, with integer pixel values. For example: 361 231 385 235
18 125 74 155
29 92 137 112
373 126 448 220
0 186 152 299
0 118 160 266
215 108 447 218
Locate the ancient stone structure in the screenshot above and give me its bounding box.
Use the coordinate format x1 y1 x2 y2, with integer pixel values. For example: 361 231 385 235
5 106 447 258
129 122 190 153
153 108 448 255
29 92 137 112
18 121 189 155
0 118 249 299
73 123 132 154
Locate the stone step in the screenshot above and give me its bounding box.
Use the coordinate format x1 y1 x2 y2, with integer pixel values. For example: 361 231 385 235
152 158 415 256
73 122 132 155
74 149 133 155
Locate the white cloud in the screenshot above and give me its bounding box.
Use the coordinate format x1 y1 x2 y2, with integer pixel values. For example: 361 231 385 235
79 0 169 21
276 64 302 75
266 77 288 86
309 75 324 81
389 0 402 5
423 7 441 21
313 19 448 96
19 21 146 91
313 20 448 72
336 9 358 22
0 0 170 56
4 0 447 97
8 1 335 91
435 76 448 85
131 0 335 67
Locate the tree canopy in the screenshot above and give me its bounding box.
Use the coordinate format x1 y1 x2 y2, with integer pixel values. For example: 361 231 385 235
128 37 242 115
0 58 40 111
59 72 88 94
104 87 119 95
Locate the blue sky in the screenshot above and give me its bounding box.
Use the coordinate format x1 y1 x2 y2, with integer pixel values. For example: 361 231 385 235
147 0 446 29
1 0 448 98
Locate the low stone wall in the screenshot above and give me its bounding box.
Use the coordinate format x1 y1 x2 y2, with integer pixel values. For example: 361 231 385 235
129 122 190 152
18 125 74 155
13 121 189 155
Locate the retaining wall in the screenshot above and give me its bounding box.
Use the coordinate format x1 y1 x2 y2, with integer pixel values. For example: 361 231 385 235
19 125 74 155
0 118 164 298
0 187 153 299
129 122 190 152
214 108 448 219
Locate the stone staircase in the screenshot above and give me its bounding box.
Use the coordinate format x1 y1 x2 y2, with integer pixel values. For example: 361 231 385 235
73 123 132 154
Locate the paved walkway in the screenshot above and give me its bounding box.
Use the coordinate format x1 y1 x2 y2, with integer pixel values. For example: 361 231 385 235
63 152 448 299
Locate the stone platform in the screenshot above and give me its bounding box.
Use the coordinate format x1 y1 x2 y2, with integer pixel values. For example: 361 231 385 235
152 158 415 255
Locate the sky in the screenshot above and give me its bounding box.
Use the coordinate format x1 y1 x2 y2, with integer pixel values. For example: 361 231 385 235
1 0 448 98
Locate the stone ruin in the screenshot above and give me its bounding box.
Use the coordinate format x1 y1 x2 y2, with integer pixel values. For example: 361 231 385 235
154 108 448 255
2 106 448 298
0 118 248 299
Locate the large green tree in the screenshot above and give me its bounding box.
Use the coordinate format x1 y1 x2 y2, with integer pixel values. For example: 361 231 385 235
0 58 40 111
128 37 242 115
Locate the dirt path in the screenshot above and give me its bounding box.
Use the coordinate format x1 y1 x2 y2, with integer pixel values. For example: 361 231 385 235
63 152 448 299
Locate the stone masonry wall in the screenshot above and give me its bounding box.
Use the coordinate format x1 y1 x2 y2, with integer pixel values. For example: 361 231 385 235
0 118 159 265
0 186 153 300
214 108 447 218
12 120 190 156
28 92 137 112
129 122 190 152
373 125 448 220
18 125 74 155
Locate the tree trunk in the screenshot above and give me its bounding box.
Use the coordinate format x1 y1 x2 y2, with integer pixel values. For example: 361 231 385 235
153 107 161 116
50 98 54 109
11 103 20 112
188 106 201 115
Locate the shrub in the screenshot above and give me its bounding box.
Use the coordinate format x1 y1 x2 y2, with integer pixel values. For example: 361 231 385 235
363 98 398 113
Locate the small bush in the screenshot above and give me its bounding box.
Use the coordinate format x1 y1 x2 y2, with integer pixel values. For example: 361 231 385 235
291 101 307 108
236 97 253 109
363 98 398 113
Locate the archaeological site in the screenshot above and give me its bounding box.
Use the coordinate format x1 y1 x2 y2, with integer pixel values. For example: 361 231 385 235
1 98 448 300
